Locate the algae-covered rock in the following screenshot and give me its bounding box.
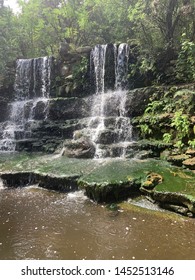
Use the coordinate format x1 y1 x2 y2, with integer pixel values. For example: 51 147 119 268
141 172 163 189
78 179 141 203
1 153 195 217
1 171 79 192
140 169 195 216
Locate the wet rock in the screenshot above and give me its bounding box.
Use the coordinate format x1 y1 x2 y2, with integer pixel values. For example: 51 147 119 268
48 97 91 120
79 179 141 203
36 173 79 192
0 100 9 122
62 137 96 158
140 184 195 215
59 40 71 57
126 87 155 117
1 172 36 187
104 44 116 91
152 192 195 214
136 140 172 157
183 157 195 170
1 171 79 192
33 100 48 120
135 150 155 159
160 203 193 217
96 129 118 145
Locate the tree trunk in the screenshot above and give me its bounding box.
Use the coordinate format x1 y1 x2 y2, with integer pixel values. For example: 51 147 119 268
165 0 178 43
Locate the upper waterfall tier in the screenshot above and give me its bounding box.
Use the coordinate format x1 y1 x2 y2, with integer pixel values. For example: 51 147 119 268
14 56 53 100
90 43 130 94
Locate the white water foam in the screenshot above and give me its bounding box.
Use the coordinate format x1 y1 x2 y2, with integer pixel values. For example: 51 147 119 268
0 178 5 190
0 57 52 152
87 43 133 158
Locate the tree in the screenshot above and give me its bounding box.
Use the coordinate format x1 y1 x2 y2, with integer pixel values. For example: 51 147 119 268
0 2 21 87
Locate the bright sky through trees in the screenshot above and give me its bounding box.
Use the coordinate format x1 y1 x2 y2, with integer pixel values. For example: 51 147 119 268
4 0 20 12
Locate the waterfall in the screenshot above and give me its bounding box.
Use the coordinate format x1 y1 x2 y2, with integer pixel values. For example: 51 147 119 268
14 57 51 100
87 43 133 158
0 57 52 152
90 44 107 94
115 43 130 90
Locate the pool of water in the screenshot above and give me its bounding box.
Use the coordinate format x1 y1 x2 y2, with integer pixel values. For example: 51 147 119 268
0 185 195 260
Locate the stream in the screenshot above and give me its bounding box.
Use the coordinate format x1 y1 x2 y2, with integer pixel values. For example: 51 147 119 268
0 185 194 260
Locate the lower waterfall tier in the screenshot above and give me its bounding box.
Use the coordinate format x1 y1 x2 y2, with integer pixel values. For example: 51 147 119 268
0 87 153 155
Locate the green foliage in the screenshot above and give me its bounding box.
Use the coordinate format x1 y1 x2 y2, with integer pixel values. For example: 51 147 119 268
145 100 164 114
72 56 88 86
163 133 172 143
0 4 21 85
174 140 184 150
1 0 195 89
171 111 190 140
138 120 152 137
138 85 194 149
188 139 195 149
138 124 152 137
176 34 195 83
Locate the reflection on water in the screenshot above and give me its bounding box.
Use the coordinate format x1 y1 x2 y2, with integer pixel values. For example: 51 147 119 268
0 185 195 260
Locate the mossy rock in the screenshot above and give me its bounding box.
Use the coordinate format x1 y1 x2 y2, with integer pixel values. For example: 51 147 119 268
141 172 163 189
78 179 141 203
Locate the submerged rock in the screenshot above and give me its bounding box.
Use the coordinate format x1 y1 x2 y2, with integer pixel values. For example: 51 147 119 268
140 169 195 216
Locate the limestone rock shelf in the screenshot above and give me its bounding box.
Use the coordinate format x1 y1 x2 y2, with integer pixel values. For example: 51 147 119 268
0 153 195 217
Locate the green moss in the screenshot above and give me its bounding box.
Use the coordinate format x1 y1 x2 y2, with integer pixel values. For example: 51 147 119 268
0 153 195 208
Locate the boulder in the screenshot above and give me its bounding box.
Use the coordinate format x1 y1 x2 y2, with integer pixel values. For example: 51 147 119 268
62 137 96 158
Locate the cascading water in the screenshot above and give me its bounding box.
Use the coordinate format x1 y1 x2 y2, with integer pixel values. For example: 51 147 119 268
0 57 52 152
91 44 107 94
87 43 133 158
115 43 130 90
